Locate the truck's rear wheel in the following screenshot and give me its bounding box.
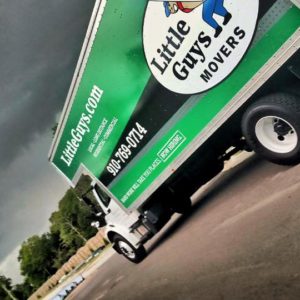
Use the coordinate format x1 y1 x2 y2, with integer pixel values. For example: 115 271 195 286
113 235 146 263
242 93 300 165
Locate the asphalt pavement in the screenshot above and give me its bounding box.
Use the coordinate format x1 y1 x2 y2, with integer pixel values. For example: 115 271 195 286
67 153 300 300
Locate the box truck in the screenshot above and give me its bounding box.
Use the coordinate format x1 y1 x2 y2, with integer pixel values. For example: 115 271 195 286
49 0 300 262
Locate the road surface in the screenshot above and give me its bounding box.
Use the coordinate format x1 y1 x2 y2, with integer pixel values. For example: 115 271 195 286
67 154 300 300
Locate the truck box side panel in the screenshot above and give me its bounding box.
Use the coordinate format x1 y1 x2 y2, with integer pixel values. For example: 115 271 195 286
51 0 150 181
50 0 300 209
110 4 300 208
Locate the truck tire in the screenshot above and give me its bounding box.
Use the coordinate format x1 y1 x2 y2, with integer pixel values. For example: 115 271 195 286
242 93 300 165
113 235 147 263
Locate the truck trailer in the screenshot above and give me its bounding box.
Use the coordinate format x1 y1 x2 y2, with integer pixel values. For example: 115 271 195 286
49 0 300 263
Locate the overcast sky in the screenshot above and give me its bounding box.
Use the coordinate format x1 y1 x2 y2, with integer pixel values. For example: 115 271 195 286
0 0 96 283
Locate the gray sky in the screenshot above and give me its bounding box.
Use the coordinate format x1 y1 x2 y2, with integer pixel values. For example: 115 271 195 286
0 0 96 283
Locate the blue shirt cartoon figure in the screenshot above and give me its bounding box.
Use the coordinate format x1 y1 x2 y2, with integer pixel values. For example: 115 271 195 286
163 1 232 38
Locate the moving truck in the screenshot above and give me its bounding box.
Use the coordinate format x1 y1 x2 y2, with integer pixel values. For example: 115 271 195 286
49 0 300 262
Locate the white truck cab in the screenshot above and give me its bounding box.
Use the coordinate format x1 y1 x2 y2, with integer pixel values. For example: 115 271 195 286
91 182 150 263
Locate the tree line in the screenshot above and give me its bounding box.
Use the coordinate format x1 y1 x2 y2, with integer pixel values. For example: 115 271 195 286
1 175 104 299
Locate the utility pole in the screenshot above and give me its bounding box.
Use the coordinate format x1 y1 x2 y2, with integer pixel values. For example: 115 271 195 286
64 219 87 243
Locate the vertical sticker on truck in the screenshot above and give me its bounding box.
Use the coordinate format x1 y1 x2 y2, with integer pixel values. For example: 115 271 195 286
143 0 259 94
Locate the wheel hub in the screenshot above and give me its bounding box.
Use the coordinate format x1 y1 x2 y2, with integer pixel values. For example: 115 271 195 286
118 241 136 259
273 119 292 137
255 116 298 154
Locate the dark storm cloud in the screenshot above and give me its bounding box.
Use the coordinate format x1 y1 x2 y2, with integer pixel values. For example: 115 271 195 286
0 0 96 169
0 0 97 281
0 133 69 279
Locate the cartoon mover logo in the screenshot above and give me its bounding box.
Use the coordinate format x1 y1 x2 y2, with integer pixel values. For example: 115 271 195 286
143 0 259 94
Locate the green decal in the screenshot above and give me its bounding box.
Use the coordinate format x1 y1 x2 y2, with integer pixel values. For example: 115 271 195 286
51 1 299 209
52 0 150 181
157 131 186 162
111 6 300 208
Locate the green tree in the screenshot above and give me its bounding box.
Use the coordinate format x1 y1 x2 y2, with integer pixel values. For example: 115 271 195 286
16 178 100 293
49 188 97 268
50 189 97 246
0 275 17 300
74 174 93 196
18 234 57 288
51 123 58 137
12 279 33 300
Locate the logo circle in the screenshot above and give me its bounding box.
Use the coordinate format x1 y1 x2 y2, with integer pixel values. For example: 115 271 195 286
143 0 259 94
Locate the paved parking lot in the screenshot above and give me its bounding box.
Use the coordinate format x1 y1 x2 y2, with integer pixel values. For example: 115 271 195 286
67 154 300 300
